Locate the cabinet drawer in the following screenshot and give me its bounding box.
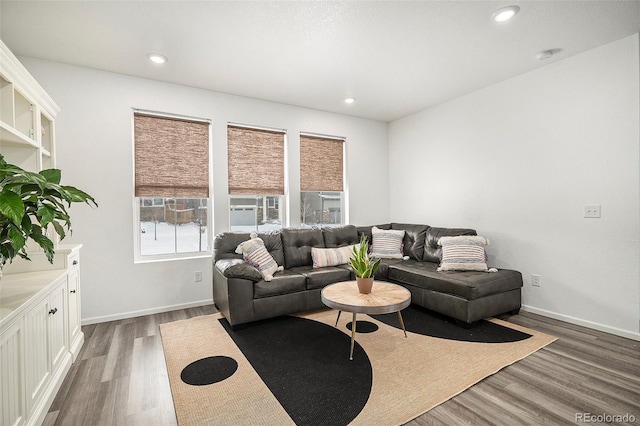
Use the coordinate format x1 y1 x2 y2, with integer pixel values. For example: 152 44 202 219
68 252 80 270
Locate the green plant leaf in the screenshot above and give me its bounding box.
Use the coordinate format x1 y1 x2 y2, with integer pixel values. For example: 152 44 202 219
7 225 26 252
20 214 32 236
30 229 55 263
61 185 98 207
39 168 61 184
36 204 56 228
349 235 377 278
51 221 66 240
0 190 25 225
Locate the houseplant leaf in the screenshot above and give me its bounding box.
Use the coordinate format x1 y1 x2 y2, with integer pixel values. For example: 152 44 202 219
0 189 25 225
39 168 61 184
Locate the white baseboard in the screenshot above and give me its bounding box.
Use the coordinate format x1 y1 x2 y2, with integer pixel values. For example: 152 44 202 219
82 300 640 341
82 299 214 325
521 304 640 341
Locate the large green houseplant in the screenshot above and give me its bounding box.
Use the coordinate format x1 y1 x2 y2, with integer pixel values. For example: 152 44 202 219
349 235 381 294
0 154 97 271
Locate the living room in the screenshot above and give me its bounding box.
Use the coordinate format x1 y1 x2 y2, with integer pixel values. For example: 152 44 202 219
0 1 638 425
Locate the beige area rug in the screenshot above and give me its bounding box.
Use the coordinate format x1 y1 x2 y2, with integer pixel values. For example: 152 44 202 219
160 310 556 425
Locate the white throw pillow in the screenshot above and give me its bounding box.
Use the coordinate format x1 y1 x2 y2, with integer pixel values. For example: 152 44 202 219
437 235 489 272
370 227 405 259
235 233 283 281
311 244 359 268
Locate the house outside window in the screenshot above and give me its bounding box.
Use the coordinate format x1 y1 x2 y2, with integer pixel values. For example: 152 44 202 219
133 111 211 261
227 124 285 232
300 133 345 227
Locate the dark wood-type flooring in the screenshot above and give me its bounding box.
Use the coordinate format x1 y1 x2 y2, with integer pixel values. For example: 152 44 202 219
44 306 639 425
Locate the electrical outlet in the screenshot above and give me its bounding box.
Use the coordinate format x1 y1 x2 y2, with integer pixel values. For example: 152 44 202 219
194 271 202 282
584 205 601 218
532 274 541 287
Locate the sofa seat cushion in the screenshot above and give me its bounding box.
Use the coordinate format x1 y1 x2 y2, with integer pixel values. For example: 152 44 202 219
334 263 354 278
254 270 307 299
289 265 352 290
375 258 405 281
388 260 522 300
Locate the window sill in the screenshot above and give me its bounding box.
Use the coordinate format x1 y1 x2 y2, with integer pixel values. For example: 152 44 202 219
134 252 212 264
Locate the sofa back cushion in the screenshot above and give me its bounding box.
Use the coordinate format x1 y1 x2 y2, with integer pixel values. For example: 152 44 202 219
281 228 325 268
322 225 359 248
423 227 477 263
390 223 429 261
214 231 285 266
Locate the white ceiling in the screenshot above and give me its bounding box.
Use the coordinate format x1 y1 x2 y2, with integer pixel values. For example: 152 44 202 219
1 1 639 122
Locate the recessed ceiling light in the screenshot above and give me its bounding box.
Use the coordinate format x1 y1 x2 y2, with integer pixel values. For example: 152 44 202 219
148 53 168 64
491 5 520 22
344 97 356 104
536 49 556 61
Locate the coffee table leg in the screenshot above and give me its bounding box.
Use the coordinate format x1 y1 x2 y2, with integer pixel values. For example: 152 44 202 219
397 311 407 338
350 312 357 360
335 310 342 327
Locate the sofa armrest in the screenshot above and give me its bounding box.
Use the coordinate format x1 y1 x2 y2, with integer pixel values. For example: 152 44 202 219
213 266 257 327
215 258 262 282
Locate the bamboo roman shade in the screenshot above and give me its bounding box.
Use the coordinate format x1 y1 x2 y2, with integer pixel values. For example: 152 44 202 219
227 125 285 195
300 134 344 192
134 112 210 198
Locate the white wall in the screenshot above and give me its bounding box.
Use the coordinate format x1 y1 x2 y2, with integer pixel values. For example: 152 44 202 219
389 35 640 339
19 57 390 324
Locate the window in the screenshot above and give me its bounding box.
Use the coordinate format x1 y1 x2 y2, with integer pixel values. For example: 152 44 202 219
227 124 285 232
300 134 345 227
134 111 210 260
141 198 165 207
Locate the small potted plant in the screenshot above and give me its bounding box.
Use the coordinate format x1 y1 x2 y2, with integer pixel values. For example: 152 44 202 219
349 234 381 294
0 154 97 277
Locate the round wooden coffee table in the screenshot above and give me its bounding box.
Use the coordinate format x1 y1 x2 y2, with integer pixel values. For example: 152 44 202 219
321 280 411 360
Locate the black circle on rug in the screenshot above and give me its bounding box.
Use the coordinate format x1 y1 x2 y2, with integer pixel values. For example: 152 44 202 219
180 356 238 386
346 320 379 333
371 305 532 343
220 315 372 426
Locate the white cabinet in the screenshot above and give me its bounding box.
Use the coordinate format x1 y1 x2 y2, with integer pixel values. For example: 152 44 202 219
0 262 80 426
0 317 26 426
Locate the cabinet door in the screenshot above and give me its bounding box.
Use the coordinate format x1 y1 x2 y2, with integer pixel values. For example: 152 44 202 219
67 267 82 361
24 296 50 415
48 279 67 373
0 317 26 426
24 277 67 415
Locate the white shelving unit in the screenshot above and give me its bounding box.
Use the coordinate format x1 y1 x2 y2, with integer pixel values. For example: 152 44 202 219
0 40 83 426
0 39 59 172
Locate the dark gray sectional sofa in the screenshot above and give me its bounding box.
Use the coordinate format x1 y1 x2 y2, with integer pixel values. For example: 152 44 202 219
213 224 522 328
